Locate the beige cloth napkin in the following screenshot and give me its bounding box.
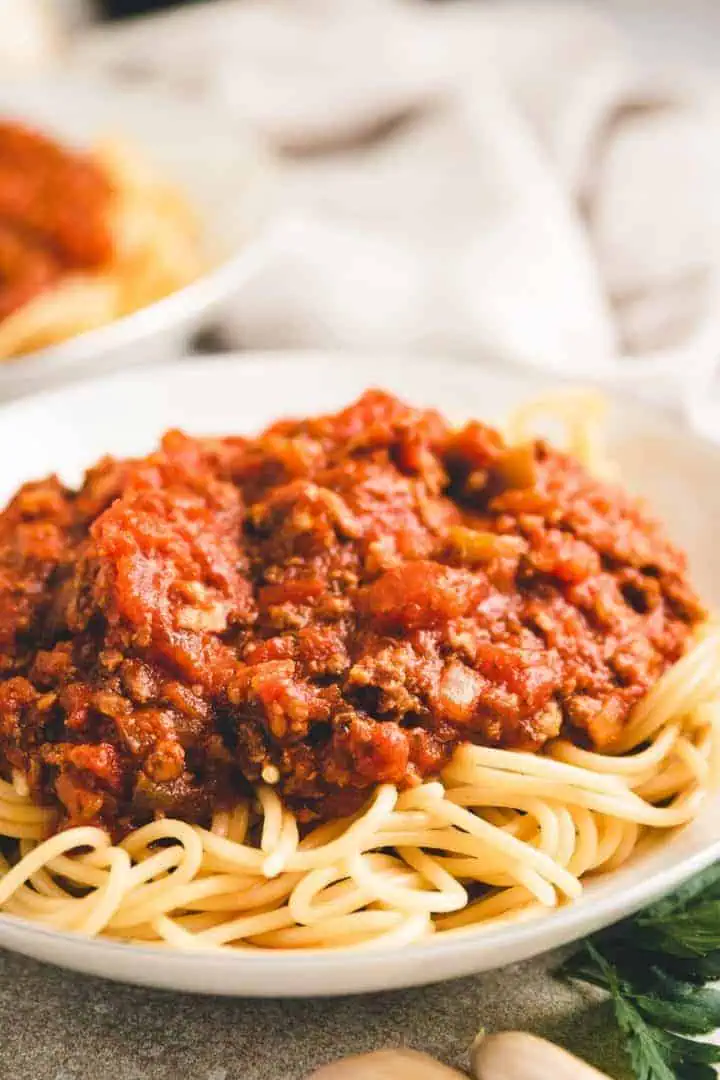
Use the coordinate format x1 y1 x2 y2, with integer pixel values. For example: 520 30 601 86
0 0 82 72
74 0 720 409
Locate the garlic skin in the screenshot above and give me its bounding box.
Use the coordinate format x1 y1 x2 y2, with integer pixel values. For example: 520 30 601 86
471 1031 613 1080
307 1048 469 1079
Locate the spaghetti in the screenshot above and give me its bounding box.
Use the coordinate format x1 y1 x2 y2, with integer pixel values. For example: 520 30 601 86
0 391 717 951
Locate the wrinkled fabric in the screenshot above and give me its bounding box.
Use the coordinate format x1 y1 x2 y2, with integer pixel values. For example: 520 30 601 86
74 0 720 408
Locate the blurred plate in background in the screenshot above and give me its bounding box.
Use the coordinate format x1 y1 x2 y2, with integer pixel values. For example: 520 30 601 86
0 78 277 400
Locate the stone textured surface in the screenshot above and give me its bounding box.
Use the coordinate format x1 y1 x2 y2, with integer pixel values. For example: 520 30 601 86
0 947 630 1080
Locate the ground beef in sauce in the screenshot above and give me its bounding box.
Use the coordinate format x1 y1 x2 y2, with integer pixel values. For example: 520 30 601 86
0 121 113 321
0 391 704 833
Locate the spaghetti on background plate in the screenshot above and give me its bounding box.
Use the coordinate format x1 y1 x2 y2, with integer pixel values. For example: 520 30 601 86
0 119 202 361
0 389 717 951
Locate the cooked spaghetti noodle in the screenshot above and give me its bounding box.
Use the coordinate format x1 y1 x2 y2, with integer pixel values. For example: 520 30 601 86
0 391 716 951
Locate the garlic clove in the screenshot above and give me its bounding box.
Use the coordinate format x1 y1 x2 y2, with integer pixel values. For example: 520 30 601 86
471 1031 613 1080
307 1048 470 1079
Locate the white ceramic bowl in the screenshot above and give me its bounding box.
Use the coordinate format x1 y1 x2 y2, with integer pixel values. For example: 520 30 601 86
0 352 718 997
0 79 276 400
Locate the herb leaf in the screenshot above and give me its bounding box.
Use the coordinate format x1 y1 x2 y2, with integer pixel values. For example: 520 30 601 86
634 902 720 958
611 991 675 1080
674 1066 718 1080
575 945 676 1080
562 863 720 1080
658 1033 720 1066
632 987 720 1034
641 864 720 922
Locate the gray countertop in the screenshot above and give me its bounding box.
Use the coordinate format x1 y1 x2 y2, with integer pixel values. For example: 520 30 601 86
0 946 629 1080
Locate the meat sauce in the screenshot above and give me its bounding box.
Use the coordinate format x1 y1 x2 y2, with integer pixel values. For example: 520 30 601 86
0 122 113 321
0 392 703 832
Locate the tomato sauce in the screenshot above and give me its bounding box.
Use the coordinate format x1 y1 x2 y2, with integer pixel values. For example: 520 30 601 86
0 392 703 832
0 121 113 321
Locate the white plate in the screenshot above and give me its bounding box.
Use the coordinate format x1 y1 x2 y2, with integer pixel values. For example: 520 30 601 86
0 352 718 997
0 79 276 400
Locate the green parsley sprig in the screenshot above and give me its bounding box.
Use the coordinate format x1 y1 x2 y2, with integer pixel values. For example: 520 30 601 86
562 862 720 1080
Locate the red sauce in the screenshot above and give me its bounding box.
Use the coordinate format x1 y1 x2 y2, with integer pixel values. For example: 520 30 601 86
0 392 703 832
0 122 113 321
